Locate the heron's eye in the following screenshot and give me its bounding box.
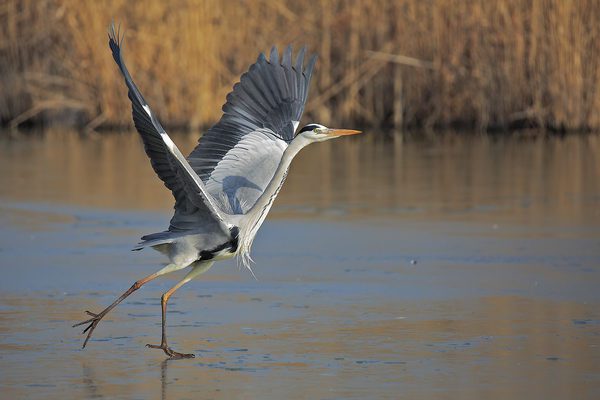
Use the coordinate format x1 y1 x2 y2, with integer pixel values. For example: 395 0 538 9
313 128 319 133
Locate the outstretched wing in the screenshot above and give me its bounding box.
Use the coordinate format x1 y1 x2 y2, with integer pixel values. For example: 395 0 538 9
188 46 317 214
108 24 230 232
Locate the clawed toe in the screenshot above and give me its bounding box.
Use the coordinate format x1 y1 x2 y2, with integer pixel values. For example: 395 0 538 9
72 311 98 328
170 351 195 359
146 343 195 359
73 310 105 348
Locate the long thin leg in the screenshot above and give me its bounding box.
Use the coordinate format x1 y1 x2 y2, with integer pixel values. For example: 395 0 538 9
147 261 214 359
74 263 182 348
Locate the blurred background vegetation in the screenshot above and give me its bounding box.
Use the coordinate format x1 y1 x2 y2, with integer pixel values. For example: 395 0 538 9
1 0 600 133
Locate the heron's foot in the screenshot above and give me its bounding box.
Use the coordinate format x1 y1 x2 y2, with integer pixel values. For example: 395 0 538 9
146 343 195 359
73 310 107 348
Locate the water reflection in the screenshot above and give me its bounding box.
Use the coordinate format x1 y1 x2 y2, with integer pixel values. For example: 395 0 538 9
0 130 599 399
80 359 184 400
0 129 598 225
160 360 168 400
1 291 598 399
81 363 103 399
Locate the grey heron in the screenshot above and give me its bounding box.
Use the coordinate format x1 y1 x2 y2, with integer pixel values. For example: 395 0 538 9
74 24 361 359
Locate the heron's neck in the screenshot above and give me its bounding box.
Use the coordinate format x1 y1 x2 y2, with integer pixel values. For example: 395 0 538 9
237 136 311 268
247 136 310 223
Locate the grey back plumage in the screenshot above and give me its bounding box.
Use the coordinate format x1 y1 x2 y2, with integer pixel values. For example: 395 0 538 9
188 46 317 214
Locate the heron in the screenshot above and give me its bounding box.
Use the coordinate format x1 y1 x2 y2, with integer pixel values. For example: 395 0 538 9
74 24 361 359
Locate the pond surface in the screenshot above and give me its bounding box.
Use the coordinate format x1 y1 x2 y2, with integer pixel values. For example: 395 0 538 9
0 130 599 399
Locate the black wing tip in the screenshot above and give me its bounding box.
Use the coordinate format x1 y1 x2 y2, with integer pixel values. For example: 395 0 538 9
262 45 316 72
107 20 125 63
282 45 293 67
295 46 306 70
305 53 318 77
257 52 267 63
107 20 122 46
269 46 279 64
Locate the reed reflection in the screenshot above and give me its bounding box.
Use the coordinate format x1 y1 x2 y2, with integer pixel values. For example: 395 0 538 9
0 130 598 226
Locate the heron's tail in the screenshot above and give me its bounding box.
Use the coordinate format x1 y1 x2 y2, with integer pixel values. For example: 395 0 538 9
132 231 175 251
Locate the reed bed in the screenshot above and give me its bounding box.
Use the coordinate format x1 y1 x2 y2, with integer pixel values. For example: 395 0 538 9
1 0 600 132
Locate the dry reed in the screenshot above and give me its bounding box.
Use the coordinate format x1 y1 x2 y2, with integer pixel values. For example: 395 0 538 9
1 0 600 132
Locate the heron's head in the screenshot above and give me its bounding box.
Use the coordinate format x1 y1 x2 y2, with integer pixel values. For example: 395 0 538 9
296 123 362 142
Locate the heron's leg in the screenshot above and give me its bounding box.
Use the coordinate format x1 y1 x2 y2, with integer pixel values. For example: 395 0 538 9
74 263 182 348
147 261 214 359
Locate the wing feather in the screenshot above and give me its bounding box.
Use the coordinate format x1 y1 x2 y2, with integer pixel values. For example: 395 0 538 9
204 129 287 215
187 45 317 214
108 24 230 232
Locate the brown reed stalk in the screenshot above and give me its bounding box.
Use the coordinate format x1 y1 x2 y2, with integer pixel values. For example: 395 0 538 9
1 0 599 132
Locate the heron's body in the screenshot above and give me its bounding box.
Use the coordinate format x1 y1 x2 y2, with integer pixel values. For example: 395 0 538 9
135 133 309 268
74 24 361 359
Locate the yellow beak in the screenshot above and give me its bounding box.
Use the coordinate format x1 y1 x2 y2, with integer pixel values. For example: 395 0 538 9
327 129 362 137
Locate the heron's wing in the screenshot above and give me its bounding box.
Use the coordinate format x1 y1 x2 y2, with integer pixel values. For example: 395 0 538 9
108 25 230 232
203 128 288 214
187 46 317 214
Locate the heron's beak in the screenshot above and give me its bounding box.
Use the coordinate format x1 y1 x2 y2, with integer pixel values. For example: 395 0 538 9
327 129 362 137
